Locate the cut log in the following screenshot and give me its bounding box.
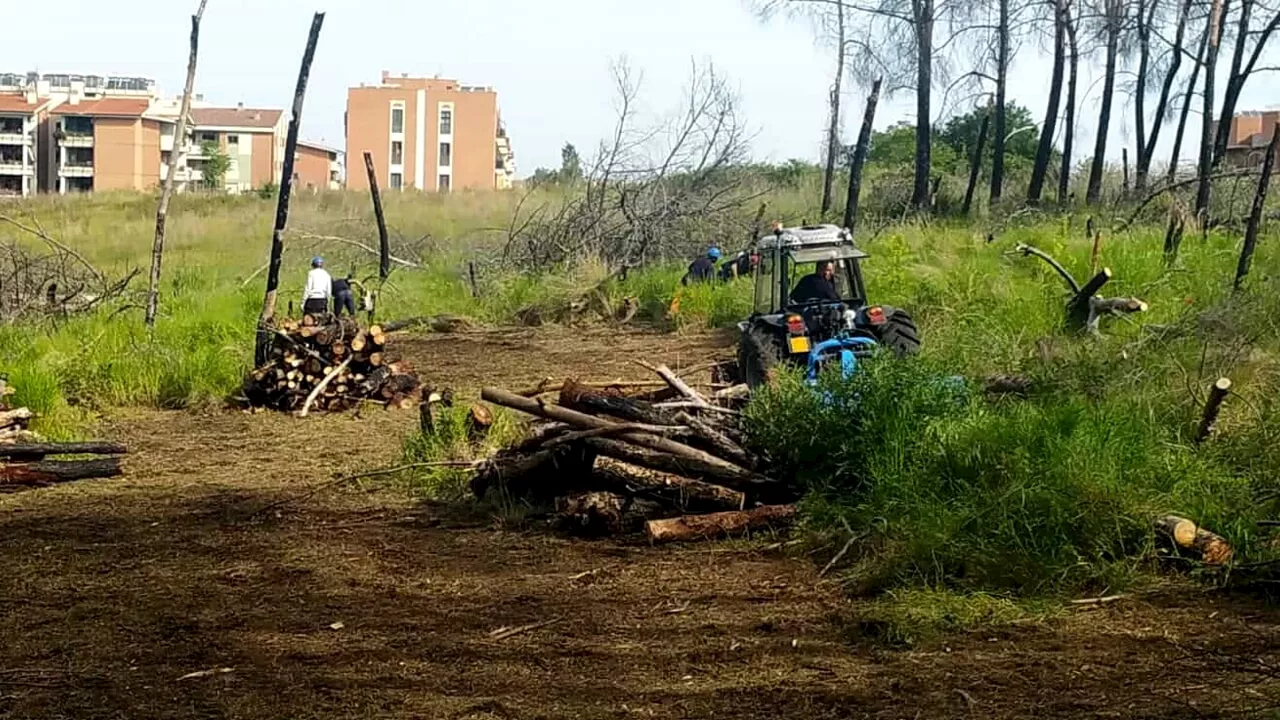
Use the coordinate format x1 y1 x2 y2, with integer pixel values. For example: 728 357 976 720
579 436 789 501
673 411 754 468
468 404 494 442
645 504 797 544
556 491 670 536
593 456 745 512
469 445 597 500
559 380 679 425
1195 378 1231 444
0 407 35 429
0 457 124 488
1155 514 1233 565
482 387 778 496
0 442 126 460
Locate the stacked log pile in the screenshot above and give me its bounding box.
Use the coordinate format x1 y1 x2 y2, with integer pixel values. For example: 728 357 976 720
0 378 36 444
243 314 423 414
472 365 796 543
0 378 126 492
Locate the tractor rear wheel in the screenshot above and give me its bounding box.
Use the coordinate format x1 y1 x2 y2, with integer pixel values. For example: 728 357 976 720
877 311 922 356
738 327 782 388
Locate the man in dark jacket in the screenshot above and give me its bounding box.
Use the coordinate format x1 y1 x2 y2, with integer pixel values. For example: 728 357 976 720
790 261 841 303
681 247 721 286
332 273 356 316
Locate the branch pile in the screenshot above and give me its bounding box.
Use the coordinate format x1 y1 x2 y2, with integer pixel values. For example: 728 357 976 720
471 366 794 543
243 313 422 414
0 215 138 322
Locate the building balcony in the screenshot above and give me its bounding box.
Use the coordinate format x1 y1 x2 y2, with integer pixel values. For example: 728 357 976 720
0 132 28 145
0 161 28 176
60 134 94 148
59 164 94 178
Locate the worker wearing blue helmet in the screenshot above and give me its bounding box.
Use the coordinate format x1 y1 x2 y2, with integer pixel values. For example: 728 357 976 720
302 256 332 316
681 246 721 285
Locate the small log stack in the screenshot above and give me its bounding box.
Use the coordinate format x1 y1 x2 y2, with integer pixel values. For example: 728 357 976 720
0 379 127 492
0 378 38 444
243 313 423 413
471 364 794 543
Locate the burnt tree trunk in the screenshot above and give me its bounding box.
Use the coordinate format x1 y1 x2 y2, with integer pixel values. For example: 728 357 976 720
1233 122 1279 291
1029 0 1066 204
912 0 935 211
1195 0 1228 221
990 0 1010 204
963 110 991 215
821 0 846 219
1213 2 1280 166
1059 5 1079 204
255 12 326 367
1170 18 1211 183
1087 0 1123 205
363 152 391 282
843 79 881 232
0 458 123 488
1140 0 1192 190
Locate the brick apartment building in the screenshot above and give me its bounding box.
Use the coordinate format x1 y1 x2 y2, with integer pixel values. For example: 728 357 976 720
1214 110 1280 168
0 71 341 197
345 72 516 193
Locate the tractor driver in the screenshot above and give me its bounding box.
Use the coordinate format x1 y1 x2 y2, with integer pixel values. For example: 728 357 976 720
790 260 841 303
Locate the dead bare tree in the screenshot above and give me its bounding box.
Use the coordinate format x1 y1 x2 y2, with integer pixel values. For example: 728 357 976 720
1195 0 1228 220
1169 5 1211 182
503 59 756 271
146 0 208 329
1060 1 1080 203
1029 0 1070 203
0 216 137 322
1132 0 1193 191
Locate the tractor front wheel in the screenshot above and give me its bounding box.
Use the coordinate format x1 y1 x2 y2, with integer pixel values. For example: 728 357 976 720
876 311 922 356
738 327 782 388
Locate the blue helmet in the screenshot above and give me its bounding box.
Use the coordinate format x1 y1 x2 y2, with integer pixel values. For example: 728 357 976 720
707 247 722 261
311 256 324 267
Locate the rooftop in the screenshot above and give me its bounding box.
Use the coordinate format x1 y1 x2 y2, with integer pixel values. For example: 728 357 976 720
51 98 152 117
0 94 47 114
191 106 282 129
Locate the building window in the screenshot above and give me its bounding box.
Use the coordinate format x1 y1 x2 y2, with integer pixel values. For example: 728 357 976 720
390 105 404 134
439 108 452 135
439 142 452 168
438 174 451 192
390 172 403 190
199 132 217 144
226 134 239 146
391 141 403 165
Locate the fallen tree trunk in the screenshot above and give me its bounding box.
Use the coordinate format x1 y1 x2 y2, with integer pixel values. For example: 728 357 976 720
1155 514 1233 565
0 457 123 488
593 455 745 511
0 442 126 460
559 381 679 425
673 411 755 469
469 445 596 500
482 387 777 495
646 504 797 543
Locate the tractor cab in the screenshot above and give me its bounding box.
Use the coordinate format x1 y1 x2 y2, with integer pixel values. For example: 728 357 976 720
736 223 920 387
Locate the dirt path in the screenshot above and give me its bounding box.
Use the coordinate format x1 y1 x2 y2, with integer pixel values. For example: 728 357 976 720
1 328 1277 719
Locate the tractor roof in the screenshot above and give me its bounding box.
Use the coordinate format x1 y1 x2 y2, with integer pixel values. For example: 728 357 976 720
756 224 868 259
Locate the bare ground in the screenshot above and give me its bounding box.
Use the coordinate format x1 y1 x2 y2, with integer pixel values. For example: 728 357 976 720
2 326 1278 719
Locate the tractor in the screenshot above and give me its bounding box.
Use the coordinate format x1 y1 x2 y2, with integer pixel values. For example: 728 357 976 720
736 223 921 388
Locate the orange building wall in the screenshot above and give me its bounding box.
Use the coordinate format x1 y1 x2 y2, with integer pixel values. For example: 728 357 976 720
251 133 274 188
140 120 161 190
294 146 332 190
346 77 498 192
93 117 144 190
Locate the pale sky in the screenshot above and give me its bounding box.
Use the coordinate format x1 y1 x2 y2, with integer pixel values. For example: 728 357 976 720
8 0 1279 175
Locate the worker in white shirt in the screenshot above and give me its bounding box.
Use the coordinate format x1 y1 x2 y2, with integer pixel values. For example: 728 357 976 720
302 256 332 316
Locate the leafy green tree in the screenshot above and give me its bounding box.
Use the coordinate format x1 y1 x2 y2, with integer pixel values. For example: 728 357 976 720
200 141 231 190
938 103 1040 173
869 123 962 176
